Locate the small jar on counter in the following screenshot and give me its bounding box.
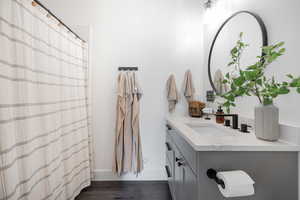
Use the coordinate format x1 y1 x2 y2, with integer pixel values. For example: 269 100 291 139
216 106 225 124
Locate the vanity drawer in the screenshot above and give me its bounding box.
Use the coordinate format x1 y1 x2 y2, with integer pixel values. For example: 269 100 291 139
166 131 175 164
165 158 174 197
172 131 197 175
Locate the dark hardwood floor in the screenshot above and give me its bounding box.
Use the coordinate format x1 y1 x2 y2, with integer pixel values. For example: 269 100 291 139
75 181 172 200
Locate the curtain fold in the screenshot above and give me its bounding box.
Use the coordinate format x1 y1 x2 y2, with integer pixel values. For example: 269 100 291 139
0 0 93 200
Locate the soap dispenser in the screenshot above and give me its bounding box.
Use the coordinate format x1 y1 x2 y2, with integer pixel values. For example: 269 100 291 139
216 106 225 124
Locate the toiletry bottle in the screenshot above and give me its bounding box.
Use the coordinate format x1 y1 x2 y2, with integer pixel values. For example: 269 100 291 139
216 106 225 124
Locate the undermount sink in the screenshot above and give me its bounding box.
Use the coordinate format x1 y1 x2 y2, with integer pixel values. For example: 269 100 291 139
186 123 233 137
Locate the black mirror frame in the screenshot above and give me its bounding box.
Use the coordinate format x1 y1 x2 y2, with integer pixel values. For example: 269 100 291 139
208 10 268 95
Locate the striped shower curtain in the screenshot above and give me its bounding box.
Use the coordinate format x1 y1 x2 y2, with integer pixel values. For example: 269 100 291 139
0 0 93 200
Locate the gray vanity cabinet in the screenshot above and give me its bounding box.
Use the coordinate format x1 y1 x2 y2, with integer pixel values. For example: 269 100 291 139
166 130 198 200
174 154 197 200
165 126 298 200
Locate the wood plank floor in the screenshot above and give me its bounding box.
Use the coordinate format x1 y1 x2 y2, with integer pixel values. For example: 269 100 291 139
75 181 172 200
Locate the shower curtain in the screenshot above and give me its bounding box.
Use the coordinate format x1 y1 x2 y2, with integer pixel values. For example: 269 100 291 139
0 0 93 200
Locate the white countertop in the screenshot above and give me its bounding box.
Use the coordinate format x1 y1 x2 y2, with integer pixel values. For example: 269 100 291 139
166 116 300 152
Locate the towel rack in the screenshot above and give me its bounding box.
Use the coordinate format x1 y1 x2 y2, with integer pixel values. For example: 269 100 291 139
118 67 138 71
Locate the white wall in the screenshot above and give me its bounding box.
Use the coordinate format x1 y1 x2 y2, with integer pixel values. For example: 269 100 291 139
202 0 300 126
39 0 300 183
40 0 204 180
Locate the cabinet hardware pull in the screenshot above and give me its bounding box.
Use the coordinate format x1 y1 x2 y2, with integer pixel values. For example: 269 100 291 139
175 157 182 162
177 161 184 167
166 124 172 130
165 142 172 151
165 165 172 178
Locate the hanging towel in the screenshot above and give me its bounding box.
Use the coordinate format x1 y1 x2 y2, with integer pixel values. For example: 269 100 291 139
166 74 179 112
113 71 143 176
183 70 195 102
214 69 228 94
122 72 134 173
131 72 143 174
113 72 126 175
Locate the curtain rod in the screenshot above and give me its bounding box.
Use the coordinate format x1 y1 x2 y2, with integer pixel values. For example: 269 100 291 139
32 0 86 43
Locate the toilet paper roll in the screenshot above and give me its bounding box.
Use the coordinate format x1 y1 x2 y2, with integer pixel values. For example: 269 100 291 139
217 170 255 198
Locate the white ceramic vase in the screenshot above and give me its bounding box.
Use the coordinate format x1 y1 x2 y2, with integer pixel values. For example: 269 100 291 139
254 104 280 141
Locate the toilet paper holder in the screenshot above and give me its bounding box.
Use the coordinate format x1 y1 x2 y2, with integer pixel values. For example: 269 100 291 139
207 168 225 189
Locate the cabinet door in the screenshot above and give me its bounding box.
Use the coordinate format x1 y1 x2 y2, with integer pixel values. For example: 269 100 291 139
174 150 182 200
180 165 197 200
165 160 175 199
166 130 176 199
174 148 197 200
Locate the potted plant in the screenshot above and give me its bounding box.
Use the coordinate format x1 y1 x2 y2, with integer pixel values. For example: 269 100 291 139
221 33 300 141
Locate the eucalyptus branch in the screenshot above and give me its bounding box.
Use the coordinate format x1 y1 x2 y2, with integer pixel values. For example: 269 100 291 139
254 83 263 104
220 32 300 113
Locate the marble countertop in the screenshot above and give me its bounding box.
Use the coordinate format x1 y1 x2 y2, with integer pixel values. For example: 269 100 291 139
166 116 300 152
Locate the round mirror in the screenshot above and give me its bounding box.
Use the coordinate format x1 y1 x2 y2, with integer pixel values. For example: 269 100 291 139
208 11 268 95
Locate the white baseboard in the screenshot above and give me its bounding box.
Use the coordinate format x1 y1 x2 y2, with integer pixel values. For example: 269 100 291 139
93 168 167 181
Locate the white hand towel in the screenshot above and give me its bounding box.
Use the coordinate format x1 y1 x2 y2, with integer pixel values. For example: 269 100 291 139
166 74 179 112
182 70 195 102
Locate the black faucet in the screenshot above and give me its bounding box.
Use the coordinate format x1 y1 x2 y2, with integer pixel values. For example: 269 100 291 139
215 114 239 129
